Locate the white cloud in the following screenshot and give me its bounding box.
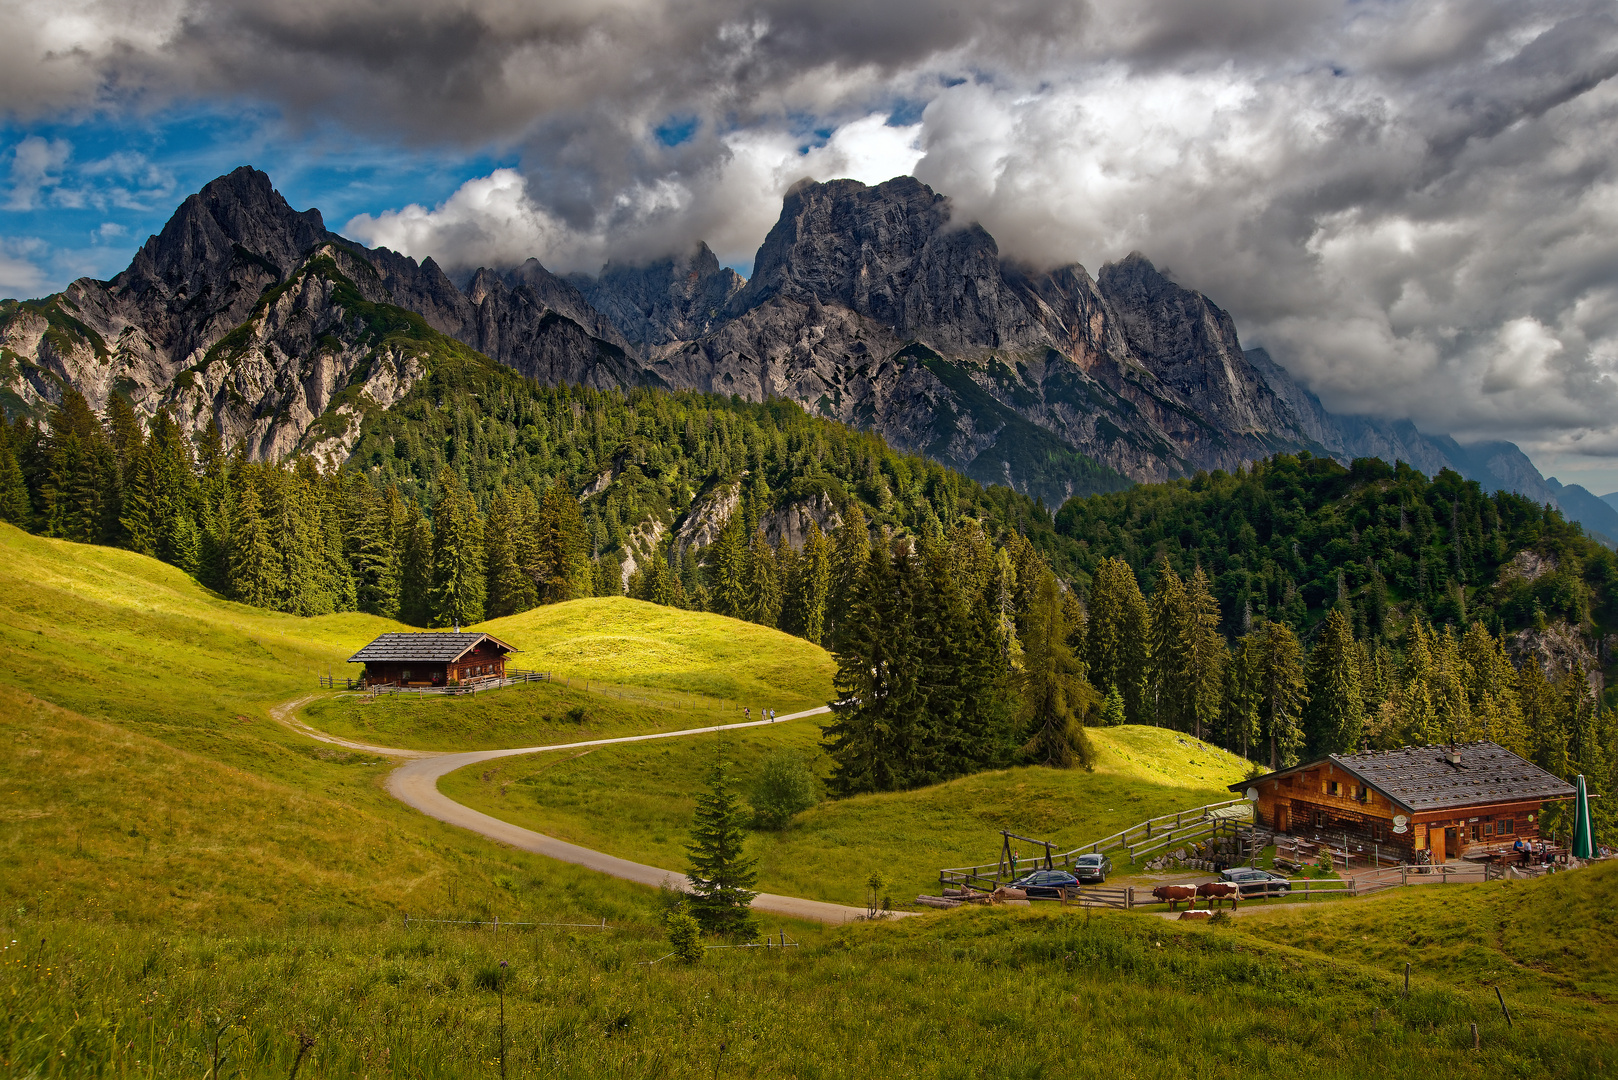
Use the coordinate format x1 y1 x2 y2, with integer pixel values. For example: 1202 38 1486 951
6 135 72 210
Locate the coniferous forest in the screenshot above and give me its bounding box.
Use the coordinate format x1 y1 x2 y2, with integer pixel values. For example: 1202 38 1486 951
2 364 1615 840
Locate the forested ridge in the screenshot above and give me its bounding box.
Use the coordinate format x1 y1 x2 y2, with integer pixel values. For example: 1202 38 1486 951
2 349 1614 842
1056 453 1618 643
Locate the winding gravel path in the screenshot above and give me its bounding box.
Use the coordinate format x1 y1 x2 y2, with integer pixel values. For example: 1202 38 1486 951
272 696 896 924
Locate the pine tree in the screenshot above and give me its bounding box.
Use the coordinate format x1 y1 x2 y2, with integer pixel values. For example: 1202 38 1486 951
430 471 486 628
790 520 831 644
1304 608 1364 755
535 482 592 602
1147 560 1188 728
0 442 29 526
1086 557 1150 724
484 488 538 618
42 388 115 544
1099 685 1127 727
397 500 435 626
684 746 759 937
1520 656 1567 776
227 476 279 608
707 513 749 619
1254 619 1308 770
822 539 920 794
827 503 870 646
1017 570 1097 768
743 529 782 626
1182 566 1225 741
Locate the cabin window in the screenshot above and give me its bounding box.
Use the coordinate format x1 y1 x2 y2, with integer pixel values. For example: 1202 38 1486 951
1355 785 1369 803
1371 823 1386 842
402 669 411 681
1470 824 1480 841
1313 809 1328 828
1327 780 1340 796
1499 819 1514 835
1484 823 1493 837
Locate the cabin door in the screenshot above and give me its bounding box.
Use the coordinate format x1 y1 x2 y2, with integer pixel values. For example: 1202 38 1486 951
1431 827 1450 864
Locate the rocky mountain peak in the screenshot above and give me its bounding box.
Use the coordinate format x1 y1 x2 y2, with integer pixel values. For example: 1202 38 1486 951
570 241 745 347
730 175 1039 349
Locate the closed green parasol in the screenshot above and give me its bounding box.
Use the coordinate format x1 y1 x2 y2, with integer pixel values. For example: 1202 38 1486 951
1572 774 1594 860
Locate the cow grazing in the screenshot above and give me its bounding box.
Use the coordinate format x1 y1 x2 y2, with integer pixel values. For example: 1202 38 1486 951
1196 881 1240 909
1152 885 1198 910
1179 909 1214 920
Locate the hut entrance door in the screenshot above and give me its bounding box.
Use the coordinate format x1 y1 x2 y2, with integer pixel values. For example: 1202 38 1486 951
1432 827 1450 864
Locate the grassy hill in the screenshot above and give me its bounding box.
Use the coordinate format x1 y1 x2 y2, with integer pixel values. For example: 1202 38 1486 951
441 723 1254 907
302 596 837 751
5 864 1614 1078
0 525 820 929
4 524 1616 1078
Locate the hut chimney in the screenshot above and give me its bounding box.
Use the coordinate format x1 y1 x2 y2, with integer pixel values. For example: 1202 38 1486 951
1446 747 1462 766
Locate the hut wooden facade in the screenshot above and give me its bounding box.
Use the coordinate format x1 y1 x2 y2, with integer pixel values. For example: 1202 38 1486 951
1231 741 1575 863
349 632 517 688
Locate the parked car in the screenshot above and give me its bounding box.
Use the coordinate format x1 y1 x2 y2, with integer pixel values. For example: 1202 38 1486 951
1219 867 1291 897
1009 870 1083 899
1073 853 1114 883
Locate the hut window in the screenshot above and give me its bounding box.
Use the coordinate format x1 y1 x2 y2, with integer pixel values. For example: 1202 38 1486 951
1499 819 1514 835
1483 823 1493 837
1327 780 1340 796
402 669 411 681
1371 823 1386 842
1355 785 1369 802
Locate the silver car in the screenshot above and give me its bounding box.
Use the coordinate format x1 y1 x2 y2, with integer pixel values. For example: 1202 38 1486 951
1073 853 1113 883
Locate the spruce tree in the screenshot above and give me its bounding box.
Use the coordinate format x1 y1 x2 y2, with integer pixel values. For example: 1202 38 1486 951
743 529 781 626
1147 560 1188 728
484 488 537 618
430 472 486 628
790 519 831 644
684 746 759 937
1017 570 1097 768
397 499 435 626
228 476 279 608
0 443 29 526
707 513 749 619
827 503 870 646
1182 566 1225 741
1086 557 1150 724
1254 619 1308 770
1303 608 1364 755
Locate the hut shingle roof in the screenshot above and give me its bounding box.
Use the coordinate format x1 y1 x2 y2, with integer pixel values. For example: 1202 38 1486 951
348 632 517 664
1232 741 1575 812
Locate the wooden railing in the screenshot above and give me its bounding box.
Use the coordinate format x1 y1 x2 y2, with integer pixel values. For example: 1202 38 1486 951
939 798 1254 892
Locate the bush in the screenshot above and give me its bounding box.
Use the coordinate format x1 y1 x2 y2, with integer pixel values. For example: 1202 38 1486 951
664 906 703 964
749 749 820 830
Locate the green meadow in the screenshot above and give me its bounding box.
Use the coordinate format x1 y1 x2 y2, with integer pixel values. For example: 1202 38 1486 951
2 523 1615 1077
440 724 1253 908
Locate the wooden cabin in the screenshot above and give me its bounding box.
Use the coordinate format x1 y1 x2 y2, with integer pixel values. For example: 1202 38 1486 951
348 632 517 689
1231 741 1575 863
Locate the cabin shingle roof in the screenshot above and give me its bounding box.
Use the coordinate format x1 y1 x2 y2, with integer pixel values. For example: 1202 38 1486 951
1232 741 1575 812
348 632 517 665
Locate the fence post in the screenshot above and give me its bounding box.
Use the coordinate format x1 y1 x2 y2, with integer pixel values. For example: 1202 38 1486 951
1126 886 1134 910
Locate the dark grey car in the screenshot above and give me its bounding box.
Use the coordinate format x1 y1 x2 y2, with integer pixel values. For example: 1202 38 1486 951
1073 853 1113 883
1219 867 1291 897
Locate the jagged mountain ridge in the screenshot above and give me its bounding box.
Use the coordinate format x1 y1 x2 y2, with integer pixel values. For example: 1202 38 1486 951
2 167 1607 534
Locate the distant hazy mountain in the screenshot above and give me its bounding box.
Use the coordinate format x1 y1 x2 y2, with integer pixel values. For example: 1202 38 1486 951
1 167 1608 536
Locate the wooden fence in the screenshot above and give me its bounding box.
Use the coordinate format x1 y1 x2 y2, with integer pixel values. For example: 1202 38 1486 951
938 797 1254 892
355 670 552 697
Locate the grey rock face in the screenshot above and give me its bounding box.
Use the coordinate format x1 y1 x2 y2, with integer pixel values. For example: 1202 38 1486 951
569 243 744 347
0 167 632 462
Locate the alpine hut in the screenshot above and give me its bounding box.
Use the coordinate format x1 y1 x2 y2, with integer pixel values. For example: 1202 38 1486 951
1231 741 1576 863
349 631 518 689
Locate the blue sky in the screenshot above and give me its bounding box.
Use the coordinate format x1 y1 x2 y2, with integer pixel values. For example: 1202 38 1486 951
0 105 505 298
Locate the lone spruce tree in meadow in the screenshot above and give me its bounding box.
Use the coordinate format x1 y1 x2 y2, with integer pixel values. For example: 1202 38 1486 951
685 746 758 937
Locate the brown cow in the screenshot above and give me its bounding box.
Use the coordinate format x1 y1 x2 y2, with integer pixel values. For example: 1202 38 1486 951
1196 881 1240 909
1178 909 1214 921
1152 884 1198 910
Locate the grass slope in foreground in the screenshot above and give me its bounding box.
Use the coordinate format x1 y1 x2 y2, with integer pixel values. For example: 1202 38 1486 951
442 723 1253 907
5 863 1615 1078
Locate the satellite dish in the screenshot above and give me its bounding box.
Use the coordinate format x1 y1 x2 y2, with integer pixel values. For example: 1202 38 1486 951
1393 825 1407 834
1245 787 1259 802
1392 814 1408 827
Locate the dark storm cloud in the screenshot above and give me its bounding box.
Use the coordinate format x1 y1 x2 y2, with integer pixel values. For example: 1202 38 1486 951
5 1 1618 484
